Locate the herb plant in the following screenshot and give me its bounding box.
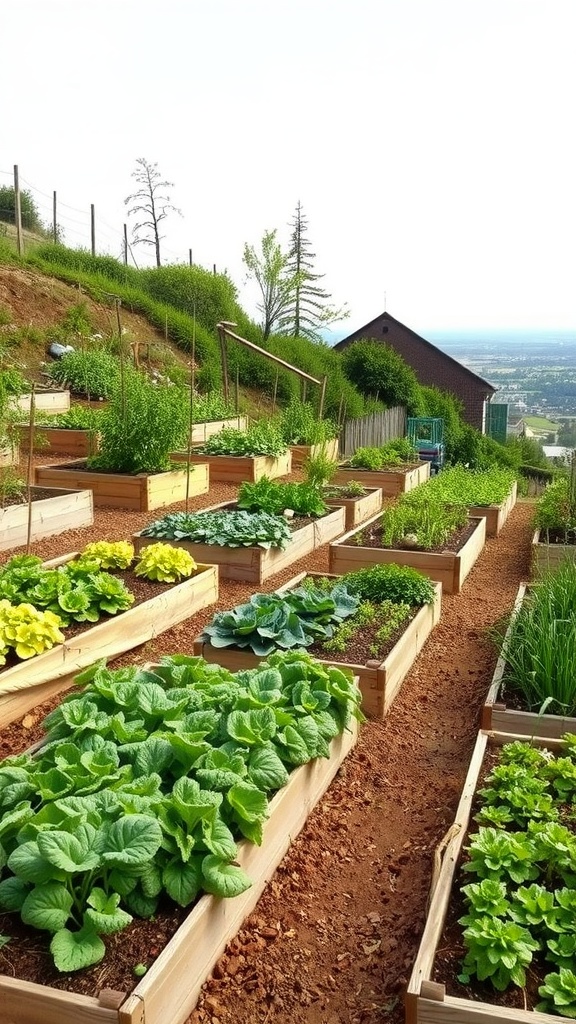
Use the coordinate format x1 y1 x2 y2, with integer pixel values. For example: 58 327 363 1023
196 422 288 458
365 490 468 550
426 465 517 507
534 476 576 541
456 736 576 1005
237 477 327 518
276 400 338 446
32 406 103 431
341 563 436 606
0 650 362 971
47 350 121 399
141 509 293 550
347 438 418 470
88 370 189 474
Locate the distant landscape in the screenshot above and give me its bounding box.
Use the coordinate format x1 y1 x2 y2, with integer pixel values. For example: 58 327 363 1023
327 327 576 422
427 329 576 421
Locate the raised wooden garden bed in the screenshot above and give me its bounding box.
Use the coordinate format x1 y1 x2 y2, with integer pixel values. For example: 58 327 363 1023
16 424 101 457
332 460 430 496
0 485 94 553
329 512 486 595
133 500 346 584
467 479 517 538
170 449 292 484
289 437 339 468
0 715 358 1024
531 527 576 577
406 728 564 1024
0 556 218 731
189 415 248 443
481 582 576 740
34 459 209 511
192 571 442 719
323 485 383 531
11 389 71 414
0 441 19 467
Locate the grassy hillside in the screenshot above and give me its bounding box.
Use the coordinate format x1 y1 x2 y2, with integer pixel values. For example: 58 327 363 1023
0 237 376 420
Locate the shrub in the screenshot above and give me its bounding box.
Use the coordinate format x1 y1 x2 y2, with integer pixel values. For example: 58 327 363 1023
277 399 338 445
341 340 423 414
47 350 120 399
88 370 189 473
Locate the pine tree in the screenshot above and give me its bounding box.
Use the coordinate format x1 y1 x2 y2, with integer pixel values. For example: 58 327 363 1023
279 201 348 341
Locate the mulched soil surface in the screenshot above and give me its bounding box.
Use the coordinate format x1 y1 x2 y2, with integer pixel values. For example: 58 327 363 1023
0 458 535 1023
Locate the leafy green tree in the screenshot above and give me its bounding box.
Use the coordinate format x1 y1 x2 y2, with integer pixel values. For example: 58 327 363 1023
341 339 423 414
242 229 299 340
278 201 349 341
124 158 181 268
0 186 44 233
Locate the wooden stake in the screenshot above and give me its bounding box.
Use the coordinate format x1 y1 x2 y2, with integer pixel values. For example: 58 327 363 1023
53 191 58 243
272 368 279 412
25 384 36 554
185 306 196 512
90 204 96 256
318 375 327 419
13 165 23 256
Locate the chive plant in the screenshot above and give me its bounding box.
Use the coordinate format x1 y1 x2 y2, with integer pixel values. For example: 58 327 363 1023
500 561 576 715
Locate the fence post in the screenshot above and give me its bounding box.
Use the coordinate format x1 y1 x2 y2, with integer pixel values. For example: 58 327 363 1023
13 165 23 255
90 204 96 256
53 191 58 243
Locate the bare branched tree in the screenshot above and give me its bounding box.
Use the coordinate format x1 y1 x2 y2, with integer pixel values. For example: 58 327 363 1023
124 157 182 267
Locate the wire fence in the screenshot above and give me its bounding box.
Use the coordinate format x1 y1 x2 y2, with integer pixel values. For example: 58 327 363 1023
0 166 190 268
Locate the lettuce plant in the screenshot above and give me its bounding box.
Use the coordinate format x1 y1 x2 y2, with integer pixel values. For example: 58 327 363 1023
134 543 196 583
238 477 327 518
81 541 135 570
0 601 65 662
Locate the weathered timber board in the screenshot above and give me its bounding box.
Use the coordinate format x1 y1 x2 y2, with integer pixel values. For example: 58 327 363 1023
134 503 346 585
332 460 430 496
0 443 19 467
329 513 486 594
11 390 71 414
34 461 209 511
16 425 101 456
0 562 218 729
289 438 339 468
170 450 292 484
0 487 94 552
531 527 576 577
189 416 247 444
323 486 383 531
468 481 517 538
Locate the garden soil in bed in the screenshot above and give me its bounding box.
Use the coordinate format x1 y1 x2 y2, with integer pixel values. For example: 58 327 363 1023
355 519 477 554
0 457 535 1024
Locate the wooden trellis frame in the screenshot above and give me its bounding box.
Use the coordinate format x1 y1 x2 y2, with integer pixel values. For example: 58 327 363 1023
216 321 328 418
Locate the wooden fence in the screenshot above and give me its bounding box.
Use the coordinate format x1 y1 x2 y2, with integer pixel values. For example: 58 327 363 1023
340 406 407 458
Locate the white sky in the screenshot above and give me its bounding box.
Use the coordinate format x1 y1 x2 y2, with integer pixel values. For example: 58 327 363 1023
2 0 575 335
